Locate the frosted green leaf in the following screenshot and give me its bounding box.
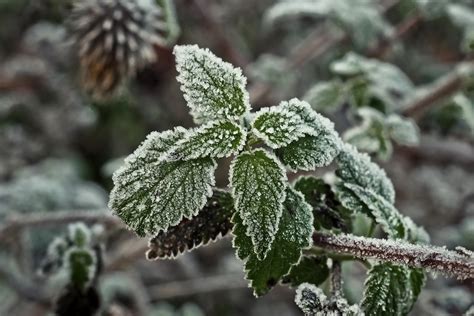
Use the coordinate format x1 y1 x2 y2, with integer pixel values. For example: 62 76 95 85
303 80 345 113
295 283 363 316
343 183 406 239
230 149 287 259
167 120 247 160
336 143 395 203
282 256 329 287
146 190 234 259
232 188 314 296
274 99 342 171
343 107 392 160
386 114 420 146
362 263 424 316
109 128 217 236
174 45 250 124
251 103 315 149
332 53 414 110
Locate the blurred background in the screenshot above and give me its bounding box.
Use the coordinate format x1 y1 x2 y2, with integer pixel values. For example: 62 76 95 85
0 0 473 315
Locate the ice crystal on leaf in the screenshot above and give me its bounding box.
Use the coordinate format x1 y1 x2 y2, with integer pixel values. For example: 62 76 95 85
274 99 342 171
295 283 364 316
167 120 247 160
230 149 287 259
109 128 217 236
174 45 250 124
232 188 314 296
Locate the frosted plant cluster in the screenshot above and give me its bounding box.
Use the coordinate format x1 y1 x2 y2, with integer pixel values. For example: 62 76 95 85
108 44 471 316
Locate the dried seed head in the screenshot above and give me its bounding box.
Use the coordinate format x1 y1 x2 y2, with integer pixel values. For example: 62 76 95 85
70 0 169 97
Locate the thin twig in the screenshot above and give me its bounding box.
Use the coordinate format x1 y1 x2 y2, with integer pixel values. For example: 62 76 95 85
0 210 120 241
312 232 474 280
148 274 248 300
402 70 465 120
330 261 343 297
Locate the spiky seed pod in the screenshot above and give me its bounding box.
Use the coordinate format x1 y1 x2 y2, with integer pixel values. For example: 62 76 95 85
70 0 169 97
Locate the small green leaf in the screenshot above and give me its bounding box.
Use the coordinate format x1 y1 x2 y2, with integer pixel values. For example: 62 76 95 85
342 183 406 239
109 128 217 236
303 80 345 112
275 101 342 171
276 133 341 172
251 104 314 149
232 188 314 296
167 120 247 160
293 176 350 231
174 45 250 123
386 114 419 146
230 149 287 259
282 256 329 287
362 263 424 316
336 143 395 204
146 190 234 259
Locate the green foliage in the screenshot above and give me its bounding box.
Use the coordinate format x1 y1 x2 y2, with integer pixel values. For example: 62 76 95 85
108 44 431 313
232 188 313 296
282 256 329 287
147 190 235 259
230 149 287 259
265 0 392 49
362 264 425 316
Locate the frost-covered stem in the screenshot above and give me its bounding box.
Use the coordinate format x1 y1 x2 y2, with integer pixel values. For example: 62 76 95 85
402 70 464 120
312 232 474 280
330 261 343 296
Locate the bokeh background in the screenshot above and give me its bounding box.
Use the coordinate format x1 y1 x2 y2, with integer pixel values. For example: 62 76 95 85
0 0 473 315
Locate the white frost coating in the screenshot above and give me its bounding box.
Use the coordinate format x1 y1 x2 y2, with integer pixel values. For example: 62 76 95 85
274 98 343 171
295 282 364 316
251 103 315 149
336 143 395 203
174 45 250 124
230 149 287 259
109 127 217 236
64 246 97 290
166 120 247 160
312 232 474 280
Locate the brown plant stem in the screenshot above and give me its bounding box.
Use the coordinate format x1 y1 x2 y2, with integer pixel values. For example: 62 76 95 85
312 232 474 280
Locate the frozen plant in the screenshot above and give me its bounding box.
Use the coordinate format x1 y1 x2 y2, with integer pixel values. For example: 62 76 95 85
109 45 474 316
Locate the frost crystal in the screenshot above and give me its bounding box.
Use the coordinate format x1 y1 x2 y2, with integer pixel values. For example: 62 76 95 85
174 45 250 124
232 188 314 296
109 127 217 236
274 99 342 171
336 143 395 203
251 101 315 149
230 149 287 259
295 283 364 316
166 120 247 160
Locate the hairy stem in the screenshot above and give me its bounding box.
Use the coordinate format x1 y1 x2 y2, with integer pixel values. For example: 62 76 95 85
312 232 474 280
